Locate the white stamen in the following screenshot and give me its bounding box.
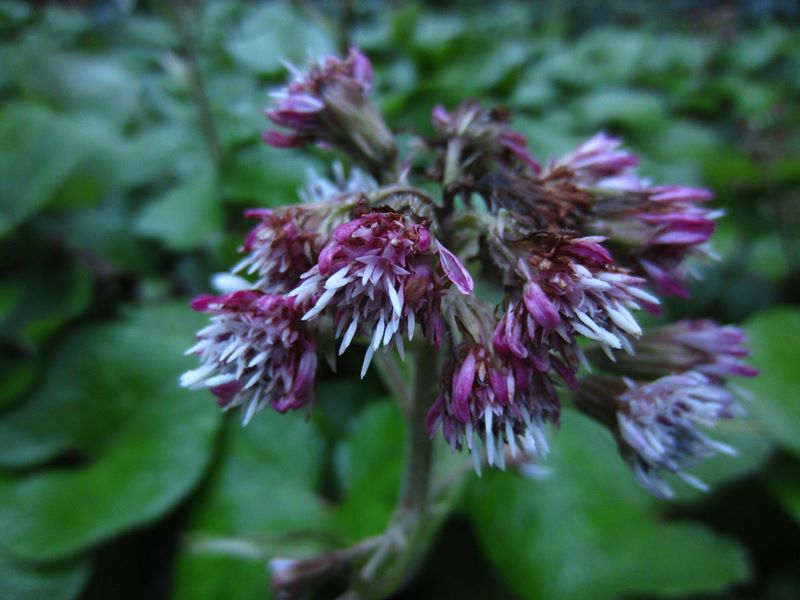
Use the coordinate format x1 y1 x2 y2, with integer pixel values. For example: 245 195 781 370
373 316 386 350
394 334 405 361
211 272 251 294
242 395 259 426
360 343 376 379
303 288 336 320
204 373 238 387
471 444 482 476
506 420 518 458
325 266 354 290
248 351 268 367
386 281 403 316
628 287 660 306
679 472 710 492
340 319 359 355
496 435 506 470
485 410 495 467
179 364 216 387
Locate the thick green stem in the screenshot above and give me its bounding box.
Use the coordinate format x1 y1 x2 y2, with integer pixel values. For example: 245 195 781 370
443 138 463 188
398 342 438 512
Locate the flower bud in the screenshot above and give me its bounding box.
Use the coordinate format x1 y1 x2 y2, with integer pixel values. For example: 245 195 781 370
265 48 396 177
574 372 742 497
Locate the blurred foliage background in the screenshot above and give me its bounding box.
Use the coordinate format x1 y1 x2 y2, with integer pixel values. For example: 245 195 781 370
1 0 799 598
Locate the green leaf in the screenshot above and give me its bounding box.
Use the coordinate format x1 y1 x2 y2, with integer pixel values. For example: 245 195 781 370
0 104 83 236
136 176 222 251
333 401 405 543
572 87 668 131
767 463 800 527
741 308 800 457
511 71 557 110
0 303 221 560
171 410 328 600
727 26 791 72
222 147 321 207
0 1 32 28
17 52 141 126
747 235 790 283
0 550 89 600
0 353 37 409
573 28 648 84
52 194 157 275
0 250 91 347
466 411 749 600
225 3 335 75
114 124 201 189
430 39 530 97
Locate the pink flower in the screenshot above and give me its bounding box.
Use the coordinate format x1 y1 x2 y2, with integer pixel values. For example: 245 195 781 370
432 101 542 175
264 48 395 174
512 235 657 357
588 184 719 297
233 209 318 292
602 320 759 381
181 291 317 422
425 345 553 474
576 372 741 498
289 211 473 377
544 132 639 185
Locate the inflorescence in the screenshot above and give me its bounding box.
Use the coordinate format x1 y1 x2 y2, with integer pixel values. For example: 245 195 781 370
181 48 756 498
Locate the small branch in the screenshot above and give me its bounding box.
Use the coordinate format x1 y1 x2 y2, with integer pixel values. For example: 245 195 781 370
443 138 463 188
162 0 223 170
337 0 356 54
270 536 383 600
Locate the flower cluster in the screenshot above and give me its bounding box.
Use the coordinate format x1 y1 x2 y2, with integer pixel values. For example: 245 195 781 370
290 210 472 376
543 131 639 187
538 132 720 297
573 319 756 497
425 299 555 475
182 48 756 497
574 372 741 498
431 101 541 178
180 291 317 422
233 208 319 292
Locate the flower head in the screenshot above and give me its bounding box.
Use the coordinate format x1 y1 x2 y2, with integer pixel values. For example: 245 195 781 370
425 344 554 474
588 185 719 297
509 234 657 357
432 101 541 175
575 372 742 497
543 132 639 186
289 210 473 377
180 290 317 423
264 48 395 175
593 318 759 380
233 208 319 292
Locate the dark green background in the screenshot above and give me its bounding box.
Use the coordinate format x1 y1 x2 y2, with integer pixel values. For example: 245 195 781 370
1 1 799 598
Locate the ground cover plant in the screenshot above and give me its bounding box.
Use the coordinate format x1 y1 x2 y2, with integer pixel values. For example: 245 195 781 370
0 1 799 599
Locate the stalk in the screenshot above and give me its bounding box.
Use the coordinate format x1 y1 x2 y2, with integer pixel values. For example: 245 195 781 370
399 342 438 512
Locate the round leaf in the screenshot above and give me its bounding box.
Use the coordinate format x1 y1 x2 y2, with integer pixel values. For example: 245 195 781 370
466 411 750 600
742 308 800 457
0 303 222 561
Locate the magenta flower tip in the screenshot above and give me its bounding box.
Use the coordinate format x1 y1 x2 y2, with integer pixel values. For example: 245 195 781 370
436 240 474 294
